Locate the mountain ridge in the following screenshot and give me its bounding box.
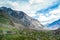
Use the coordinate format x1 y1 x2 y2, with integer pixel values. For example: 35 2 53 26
0 7 44 30
48 19 60 27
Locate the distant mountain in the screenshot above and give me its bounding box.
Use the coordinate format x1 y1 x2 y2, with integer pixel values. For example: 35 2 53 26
47 19 60 29
0 7 44 30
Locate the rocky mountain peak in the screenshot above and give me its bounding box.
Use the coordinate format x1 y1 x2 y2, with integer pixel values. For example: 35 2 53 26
0 7 44 30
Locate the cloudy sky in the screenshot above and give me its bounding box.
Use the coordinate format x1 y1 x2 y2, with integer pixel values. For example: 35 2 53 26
0 0 60 25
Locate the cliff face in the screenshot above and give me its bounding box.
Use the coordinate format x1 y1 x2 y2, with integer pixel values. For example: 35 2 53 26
0 7 44 30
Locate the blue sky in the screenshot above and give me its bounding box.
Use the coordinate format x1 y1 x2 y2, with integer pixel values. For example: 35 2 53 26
0 0 60 26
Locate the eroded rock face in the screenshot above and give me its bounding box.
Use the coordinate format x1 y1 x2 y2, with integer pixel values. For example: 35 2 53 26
0 7 44 30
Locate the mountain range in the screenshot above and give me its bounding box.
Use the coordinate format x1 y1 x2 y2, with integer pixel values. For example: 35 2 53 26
0 7 60 31
47 19 60 30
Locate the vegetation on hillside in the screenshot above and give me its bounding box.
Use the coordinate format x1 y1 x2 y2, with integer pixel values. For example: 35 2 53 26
0 15 60 40
0 29 60 40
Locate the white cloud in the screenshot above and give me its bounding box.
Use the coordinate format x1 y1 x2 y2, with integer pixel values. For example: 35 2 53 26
0 0 60 26
37 5 60 25
29 0 59 11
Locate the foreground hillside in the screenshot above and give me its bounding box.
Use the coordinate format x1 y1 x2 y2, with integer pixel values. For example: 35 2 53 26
0 15 60 40
0 29 60 40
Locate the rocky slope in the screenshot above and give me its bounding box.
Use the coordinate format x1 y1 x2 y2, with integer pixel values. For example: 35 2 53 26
0 7 44 30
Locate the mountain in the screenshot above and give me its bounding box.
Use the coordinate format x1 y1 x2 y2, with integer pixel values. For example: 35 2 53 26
0 7 44 30
47 19 60 30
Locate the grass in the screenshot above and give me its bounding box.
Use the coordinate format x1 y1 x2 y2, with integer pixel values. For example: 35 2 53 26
0 30 60 40
0 15 9 24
